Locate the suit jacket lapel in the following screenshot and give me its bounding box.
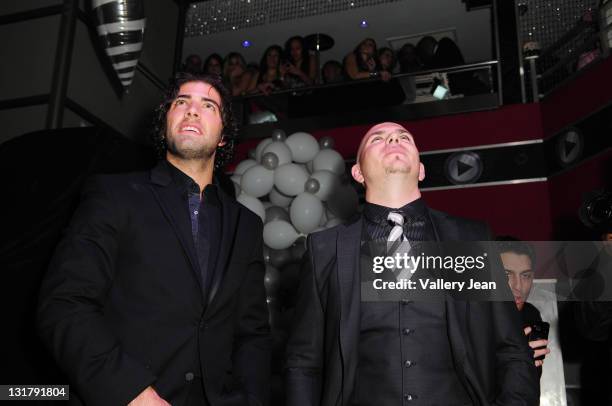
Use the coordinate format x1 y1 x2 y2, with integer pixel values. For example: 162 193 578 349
336 216 362 403
149 162 203 291
207 189 240 306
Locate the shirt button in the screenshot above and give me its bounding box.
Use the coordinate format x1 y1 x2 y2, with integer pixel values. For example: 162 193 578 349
403 328 412 335
405 360 414 368
194 210 199 215
185 372 194 382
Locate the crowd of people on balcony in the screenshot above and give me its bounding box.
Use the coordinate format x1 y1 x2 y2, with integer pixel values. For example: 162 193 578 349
181 34 472 97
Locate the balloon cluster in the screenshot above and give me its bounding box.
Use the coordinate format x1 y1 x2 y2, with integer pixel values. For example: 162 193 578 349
232 130 359 402
232 130 359 250
231 130 358 323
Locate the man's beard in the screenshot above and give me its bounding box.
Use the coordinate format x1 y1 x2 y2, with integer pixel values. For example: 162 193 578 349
385 167 410 174
384 162 411 174
166 136 217 161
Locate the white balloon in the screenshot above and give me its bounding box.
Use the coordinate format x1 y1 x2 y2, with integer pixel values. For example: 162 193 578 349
234 159 257 176
237 194 265 222
230 174 241 186
263 201 273 210
255 138 273 163
274 163 309 196
263 220 299 250
327 183 358 220
285 132 320 163
263 142 293 166
313 149 345 176
269 187 294 208
309 170 340 201
306 160 314 173
240 165 274 198
233 182 241 196
290 193 324 234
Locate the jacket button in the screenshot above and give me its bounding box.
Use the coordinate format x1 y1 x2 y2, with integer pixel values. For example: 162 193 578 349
404 393 416 401
403 328 412 335
404 360 414 368
185 372 194 382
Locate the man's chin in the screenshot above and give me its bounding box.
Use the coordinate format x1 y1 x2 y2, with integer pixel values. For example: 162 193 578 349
515 299 524 311
168 143 215 161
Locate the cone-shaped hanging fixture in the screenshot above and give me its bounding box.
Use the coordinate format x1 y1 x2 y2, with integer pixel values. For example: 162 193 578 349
90 0 146 92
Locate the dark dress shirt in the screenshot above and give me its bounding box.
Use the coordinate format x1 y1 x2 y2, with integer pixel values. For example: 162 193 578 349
165 162 221 300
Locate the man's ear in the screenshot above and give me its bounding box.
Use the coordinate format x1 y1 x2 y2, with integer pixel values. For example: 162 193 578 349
352 163 364 184
418 162 425 182
218 135 226 147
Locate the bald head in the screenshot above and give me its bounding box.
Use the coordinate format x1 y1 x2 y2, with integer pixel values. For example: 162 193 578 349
351 121 424 206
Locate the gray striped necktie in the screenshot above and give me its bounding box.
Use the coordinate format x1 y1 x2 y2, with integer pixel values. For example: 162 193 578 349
387 211 407 243
387 211 413 280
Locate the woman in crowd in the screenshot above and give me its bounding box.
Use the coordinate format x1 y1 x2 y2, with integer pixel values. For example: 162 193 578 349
203 53 223 76
377 47 397 74
397 43 421 73
344 38 390 81
222 52 255 96
283 36 317 87
322 60 344 84
182 54 202 74
251 45 285 95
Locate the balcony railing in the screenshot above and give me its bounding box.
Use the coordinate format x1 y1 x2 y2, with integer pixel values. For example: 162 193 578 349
523 4 611 102
232 60 500 132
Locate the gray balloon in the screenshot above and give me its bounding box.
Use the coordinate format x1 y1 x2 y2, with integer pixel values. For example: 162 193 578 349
266 206 290 223
263 245 271 263
268 247 292 268
319 136 335 149
290 237 307 260
248 149 256 160
271 129 287 142
304 178 320 194
266 296 281 327
264 265 281 295
262 152 279 170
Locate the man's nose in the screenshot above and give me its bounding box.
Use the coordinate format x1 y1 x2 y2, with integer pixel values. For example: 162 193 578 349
186 105 200 118
387 134 399 144
508 278 520 293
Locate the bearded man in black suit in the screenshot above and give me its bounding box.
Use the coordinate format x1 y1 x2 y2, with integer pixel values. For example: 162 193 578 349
37 73 270 406
285 122 538 406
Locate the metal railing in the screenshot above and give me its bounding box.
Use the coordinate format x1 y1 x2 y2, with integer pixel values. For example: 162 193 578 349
524 5 611 102
232 60 500 126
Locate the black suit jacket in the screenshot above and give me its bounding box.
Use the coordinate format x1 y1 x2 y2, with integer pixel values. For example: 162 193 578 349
37 162 270 406
285 209 539 406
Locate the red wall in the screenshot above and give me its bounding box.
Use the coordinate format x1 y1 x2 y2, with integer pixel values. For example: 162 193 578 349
422 181 554 240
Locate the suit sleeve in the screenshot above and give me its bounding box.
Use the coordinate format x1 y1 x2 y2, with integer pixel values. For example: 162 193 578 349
285 235 325 406
36 176 155 406
488 300 539 405
232 215 272 406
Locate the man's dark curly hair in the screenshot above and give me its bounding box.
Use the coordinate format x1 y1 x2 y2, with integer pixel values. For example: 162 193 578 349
152 72 238 170
495 236 536 266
